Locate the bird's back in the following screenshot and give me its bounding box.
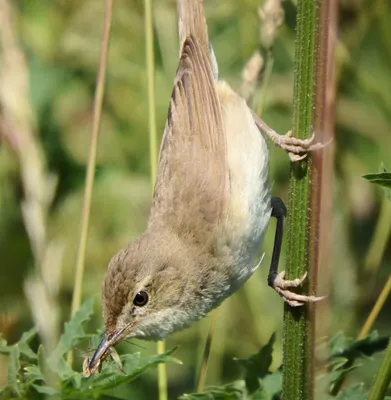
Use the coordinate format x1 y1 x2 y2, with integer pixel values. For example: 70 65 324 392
150 0 271 290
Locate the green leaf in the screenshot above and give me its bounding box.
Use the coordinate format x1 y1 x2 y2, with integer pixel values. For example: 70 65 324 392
18 328 38 361
363 172 391 189
24 365 44 385
0 337 10 355
329 365 359 394
7 346 22 397
32 383 60 396
363 170 391 201
246 370 282 400
330 331 389 360
260 370 282 399
47 297 94 379
179 382 244 400
235 333 276 394
328 332 389 395
68 347 179 398
335 384 366 400
37 345 47 376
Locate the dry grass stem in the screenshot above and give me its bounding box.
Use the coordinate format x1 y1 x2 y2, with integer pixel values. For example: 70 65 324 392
258 0 284 50
240 51 264 103
68 0 114 365
0 0 60 354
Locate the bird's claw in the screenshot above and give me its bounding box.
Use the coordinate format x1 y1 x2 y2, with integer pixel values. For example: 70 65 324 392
251 110 331 162
273 131 330 162
272 271 326 307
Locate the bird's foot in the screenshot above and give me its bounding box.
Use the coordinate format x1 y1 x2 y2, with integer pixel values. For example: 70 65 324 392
270 131 329 162
251 111 330 162
271 271 325 307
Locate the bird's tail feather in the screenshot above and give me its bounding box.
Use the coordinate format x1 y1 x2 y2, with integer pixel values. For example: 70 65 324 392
177 0 218 78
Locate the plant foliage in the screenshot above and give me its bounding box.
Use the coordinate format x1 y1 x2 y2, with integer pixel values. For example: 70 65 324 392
363 169 391 201
0 307 389 400
0 299 178 400
179 332 389 400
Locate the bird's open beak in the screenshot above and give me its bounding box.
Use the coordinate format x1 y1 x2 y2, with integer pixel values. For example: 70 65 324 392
88 327 125 371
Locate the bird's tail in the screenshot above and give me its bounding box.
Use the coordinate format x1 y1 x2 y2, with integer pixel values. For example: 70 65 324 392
177 0 209 50
177 0 218 79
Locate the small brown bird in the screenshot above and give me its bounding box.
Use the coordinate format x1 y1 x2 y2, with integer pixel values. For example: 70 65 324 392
87 0 323 373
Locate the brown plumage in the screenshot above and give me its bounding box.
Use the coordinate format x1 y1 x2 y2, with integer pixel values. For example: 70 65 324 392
87 0 324 375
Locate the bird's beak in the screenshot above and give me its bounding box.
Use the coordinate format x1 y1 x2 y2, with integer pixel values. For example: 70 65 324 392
88 327 125 371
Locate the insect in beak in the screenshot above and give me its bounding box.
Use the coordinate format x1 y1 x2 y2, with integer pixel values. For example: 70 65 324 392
82 338 124 378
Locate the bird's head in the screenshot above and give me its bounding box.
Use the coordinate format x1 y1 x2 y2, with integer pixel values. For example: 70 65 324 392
88 230 198 372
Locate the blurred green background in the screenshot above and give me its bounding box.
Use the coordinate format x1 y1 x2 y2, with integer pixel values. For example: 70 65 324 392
0 0 390 398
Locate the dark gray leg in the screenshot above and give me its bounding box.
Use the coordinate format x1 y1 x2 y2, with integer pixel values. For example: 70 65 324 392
267 197 286 288
266 196 325 306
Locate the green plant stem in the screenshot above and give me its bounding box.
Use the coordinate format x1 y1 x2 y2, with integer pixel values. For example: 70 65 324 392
359 275 391 339
357 194 391 336
364 195 391 274
368 337 391 400
144 1 167 400
68 0 113 364
197 310 217 392
282 0 336 397
282 0 317 397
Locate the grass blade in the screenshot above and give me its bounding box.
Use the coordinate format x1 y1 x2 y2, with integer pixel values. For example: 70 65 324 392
68 0 114 364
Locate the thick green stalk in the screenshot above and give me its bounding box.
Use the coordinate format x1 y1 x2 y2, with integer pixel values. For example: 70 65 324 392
282 0 336 397
282 0 317 395
368 338 391 400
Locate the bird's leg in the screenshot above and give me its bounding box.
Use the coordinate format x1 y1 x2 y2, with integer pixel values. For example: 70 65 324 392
251 111 328 162
108 346 125 373
267 196 324 307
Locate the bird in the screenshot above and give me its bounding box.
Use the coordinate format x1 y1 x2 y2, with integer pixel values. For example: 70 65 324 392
86 0 324 375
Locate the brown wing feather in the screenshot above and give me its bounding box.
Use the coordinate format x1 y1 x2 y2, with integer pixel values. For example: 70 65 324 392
177 0 209 53
148 36 228 247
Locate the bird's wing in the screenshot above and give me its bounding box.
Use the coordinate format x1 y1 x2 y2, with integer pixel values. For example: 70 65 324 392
148 36 228 245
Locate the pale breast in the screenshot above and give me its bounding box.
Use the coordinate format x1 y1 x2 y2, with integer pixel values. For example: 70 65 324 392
216 81 271 288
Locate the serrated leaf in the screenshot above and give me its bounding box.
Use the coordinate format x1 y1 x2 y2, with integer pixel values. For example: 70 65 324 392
260 370 282 399
328 332 389 395
248 390 269 400
235 333 276 394
335 384 366 400
69 371 82 390
37 345 46 374
329 365 359 394
18 328 38 360
330 331 389 360
47 298 94 378
24 365 44 385
32 383 60 396
0 337 10 355
331 356 349 371
179 382 244 400
7 346 22 396
72 347 178 398
0 386 13 398
248 371 282 400
53 355 76 381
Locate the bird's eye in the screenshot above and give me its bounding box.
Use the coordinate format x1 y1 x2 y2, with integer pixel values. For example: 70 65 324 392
133 291 149 307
